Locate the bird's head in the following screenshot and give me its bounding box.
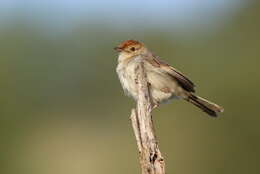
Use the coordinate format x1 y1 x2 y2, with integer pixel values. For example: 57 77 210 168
114 40 147 59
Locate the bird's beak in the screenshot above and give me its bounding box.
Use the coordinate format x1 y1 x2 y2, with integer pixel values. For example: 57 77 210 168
114 46 122 52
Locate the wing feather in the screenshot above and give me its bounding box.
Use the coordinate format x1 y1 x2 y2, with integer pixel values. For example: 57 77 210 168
145 54 195 92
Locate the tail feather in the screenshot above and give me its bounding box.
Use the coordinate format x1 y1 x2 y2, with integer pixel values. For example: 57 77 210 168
186 94 224 117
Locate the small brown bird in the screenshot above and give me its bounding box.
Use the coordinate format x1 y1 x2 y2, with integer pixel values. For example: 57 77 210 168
115 40 224 117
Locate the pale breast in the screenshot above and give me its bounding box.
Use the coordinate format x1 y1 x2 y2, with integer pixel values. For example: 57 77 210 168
116 60 138 100
117 56 180 104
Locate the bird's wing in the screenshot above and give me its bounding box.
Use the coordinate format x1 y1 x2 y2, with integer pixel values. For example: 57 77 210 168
144 54 196 92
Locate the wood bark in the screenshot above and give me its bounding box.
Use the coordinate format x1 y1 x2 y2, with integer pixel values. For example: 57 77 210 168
130 61 165 174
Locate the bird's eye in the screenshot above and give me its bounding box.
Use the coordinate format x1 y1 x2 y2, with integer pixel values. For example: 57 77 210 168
130 47 136 51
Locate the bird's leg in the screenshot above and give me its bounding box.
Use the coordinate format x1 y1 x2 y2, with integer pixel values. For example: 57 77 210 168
152 103 159 110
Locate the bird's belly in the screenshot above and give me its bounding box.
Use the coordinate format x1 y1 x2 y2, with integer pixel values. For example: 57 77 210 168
117 62 180 104
116 64 138 100
150 88 178 104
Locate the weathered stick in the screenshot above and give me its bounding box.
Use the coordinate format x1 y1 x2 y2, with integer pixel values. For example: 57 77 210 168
130 60 165 174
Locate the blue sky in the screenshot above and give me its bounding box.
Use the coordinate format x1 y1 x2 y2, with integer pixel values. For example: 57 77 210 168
0 0 248 33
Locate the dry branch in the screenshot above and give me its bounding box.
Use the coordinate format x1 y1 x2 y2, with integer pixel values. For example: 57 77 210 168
130 60 165 174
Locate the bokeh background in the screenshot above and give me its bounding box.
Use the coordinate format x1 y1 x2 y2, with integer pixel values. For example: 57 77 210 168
1 0 260 174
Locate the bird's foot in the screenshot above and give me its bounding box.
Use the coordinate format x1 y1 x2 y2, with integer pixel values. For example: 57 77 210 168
152 103 159 110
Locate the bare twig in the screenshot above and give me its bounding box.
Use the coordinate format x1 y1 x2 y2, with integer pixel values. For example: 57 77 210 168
130 60 165 174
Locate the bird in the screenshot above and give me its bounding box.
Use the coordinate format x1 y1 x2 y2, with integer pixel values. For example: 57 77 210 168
115 40 224 117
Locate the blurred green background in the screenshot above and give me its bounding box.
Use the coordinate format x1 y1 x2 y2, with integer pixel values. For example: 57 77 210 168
1 1 260 174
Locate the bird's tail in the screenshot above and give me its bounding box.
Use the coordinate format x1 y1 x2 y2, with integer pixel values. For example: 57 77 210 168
186 94 224 117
